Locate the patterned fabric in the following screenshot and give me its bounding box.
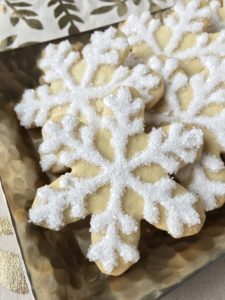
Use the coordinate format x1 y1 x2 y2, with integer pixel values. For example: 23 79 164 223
0 0 174 52
0 181 34 299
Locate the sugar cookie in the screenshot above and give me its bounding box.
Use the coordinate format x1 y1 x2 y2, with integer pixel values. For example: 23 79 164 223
147 55 225 211
121 0 225 75
29 87 205 275
15 27 164 173
15 28 163 172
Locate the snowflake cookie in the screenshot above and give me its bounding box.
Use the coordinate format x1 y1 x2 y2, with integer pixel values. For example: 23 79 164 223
15 27 164 173
120 0 225 75
147 55 225 211
29 87 205 275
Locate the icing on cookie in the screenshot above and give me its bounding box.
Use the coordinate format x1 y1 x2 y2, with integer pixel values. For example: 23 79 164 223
15 28 160 128
121 1 225 62
148 56 225 148
15 27 163 171
38 62 161 172
209 0 225 31
178 159 225 211
147 55 225 210
15 27 127 128
29 87 204 275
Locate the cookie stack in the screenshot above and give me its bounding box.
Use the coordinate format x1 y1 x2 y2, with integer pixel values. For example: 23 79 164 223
15 0 225 276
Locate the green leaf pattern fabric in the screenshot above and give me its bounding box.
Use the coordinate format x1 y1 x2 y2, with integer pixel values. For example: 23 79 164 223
0 0 174 51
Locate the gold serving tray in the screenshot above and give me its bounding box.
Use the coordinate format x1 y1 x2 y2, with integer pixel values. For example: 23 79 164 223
1 33 225 300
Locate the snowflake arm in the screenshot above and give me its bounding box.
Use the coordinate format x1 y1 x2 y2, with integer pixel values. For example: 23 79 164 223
39 41 80 86
14 85 63 128
163 0 210 54
178 155 225 211
87 223 140 274
121 1 210 57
